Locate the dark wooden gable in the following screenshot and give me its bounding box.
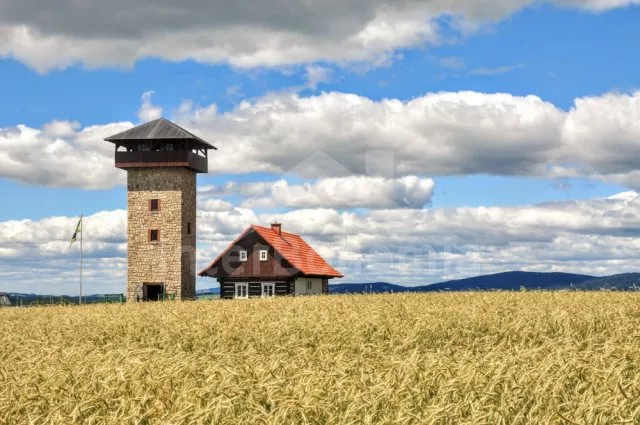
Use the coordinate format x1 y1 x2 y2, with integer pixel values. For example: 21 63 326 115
208 230 299 279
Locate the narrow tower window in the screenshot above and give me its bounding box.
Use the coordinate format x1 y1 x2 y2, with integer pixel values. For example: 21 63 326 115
150 199 160 213
187 222 191 235
149 229 160 243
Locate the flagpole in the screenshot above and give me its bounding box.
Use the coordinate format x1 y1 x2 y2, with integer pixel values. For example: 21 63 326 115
80 216 83 305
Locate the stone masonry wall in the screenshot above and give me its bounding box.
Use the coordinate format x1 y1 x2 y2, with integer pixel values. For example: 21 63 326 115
126 168 196 301
181 168 197 300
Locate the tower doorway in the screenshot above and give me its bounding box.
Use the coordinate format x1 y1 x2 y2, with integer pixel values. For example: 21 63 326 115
143 283 165 301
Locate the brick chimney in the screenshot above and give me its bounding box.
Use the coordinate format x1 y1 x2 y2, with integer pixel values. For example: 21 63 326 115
271 221 282 235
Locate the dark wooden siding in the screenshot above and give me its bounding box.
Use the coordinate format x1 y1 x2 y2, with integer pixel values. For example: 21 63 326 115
322 278 329 294
276 282 290 296
219 278 293 299
213 231 298 279
115 151 207 173
248 282 262 298
220 280 235 299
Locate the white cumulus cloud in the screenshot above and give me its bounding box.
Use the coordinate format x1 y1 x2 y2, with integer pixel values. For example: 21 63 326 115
2 89 640 190
2 192 640 294
137 91 164 122
0 0 636 72
219 176 436 209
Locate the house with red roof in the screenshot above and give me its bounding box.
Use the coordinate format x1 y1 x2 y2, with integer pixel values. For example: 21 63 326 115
198 223 343 299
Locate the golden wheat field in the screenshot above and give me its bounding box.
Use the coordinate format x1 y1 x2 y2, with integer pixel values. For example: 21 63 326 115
1 292 640 425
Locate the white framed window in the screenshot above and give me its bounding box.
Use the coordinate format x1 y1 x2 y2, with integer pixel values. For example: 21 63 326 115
239 250 247 261
259 250 268 261
235 283 248 299
261 282 275 298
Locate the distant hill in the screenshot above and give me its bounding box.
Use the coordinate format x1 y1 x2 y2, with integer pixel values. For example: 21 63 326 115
1 292 123 306
196 288 220 296
331 271 597 293
5 271 639 304
573 273 640 291
417 271 595 292
165 273 640 295
329 282 408 294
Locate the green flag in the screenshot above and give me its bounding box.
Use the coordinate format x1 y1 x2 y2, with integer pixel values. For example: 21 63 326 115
70 215 82 247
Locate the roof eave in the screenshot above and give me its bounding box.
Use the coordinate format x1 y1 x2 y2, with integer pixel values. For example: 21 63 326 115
104 136 217 150
199 224 343 279
103 118 217 149
252 226 341 278
197 226 257 277
300 272 344 278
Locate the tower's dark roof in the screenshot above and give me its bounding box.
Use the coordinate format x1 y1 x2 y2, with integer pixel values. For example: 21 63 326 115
104 118 216 149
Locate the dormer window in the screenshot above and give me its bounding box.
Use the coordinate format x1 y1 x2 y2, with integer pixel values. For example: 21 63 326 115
260 250 268 261
239 250 247 261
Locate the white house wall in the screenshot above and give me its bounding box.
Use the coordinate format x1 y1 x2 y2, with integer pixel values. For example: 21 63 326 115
294 277 323 295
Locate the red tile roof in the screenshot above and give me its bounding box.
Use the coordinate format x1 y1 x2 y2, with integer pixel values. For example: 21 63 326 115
198 224 343 278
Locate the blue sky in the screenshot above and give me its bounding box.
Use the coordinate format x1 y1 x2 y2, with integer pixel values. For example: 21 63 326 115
1 1 640 295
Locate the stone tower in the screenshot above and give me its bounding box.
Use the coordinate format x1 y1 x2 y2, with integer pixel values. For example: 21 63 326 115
104 118 216 301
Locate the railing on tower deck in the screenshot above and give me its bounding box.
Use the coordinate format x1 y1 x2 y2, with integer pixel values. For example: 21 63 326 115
115 151 208 173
